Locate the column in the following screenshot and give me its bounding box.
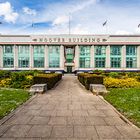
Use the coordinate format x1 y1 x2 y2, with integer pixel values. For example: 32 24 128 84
45 45 49 69
29 45 34 69
121 45 126 69
0 45 3 68
90 45 94 69
106 45 110 68
60 45 65 69
14 45 18 69
137 46 140 69
74 45 79 69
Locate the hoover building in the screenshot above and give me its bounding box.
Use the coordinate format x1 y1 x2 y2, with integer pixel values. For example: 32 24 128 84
0 34 140 73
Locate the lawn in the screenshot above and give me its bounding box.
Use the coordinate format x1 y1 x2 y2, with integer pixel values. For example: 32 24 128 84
0 88 31 119
104 88 140 128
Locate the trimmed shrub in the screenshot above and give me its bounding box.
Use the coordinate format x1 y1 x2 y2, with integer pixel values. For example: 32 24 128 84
104 77 140 88
33 73 62 89
0 70 11 79
78 73 104 90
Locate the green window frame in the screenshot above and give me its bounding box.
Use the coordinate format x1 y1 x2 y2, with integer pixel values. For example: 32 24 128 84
95 46 106 68
110 46 122 68
3 45 14 68
79 46 90 68
95 46 106 55
126 57 137 68
18 45 30 68
33 45 45 68
110 46 121 55
95 58 106 68
126 46 137 68
126 46 137 55
49 45 60 68
111 57 121 68
65 47 74 63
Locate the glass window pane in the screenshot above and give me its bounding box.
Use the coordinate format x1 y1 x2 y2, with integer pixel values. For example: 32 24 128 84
79 46 90 68
33 45 45 68
18 45 30 68
49 46 60 68
3 45 14 68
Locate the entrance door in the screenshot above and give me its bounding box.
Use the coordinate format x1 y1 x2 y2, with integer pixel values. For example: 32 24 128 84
67 66 72 73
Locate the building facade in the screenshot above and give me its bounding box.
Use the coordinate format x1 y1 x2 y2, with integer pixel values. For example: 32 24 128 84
0 34 140 72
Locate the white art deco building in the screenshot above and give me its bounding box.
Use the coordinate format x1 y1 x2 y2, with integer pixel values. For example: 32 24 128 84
0 34 140 73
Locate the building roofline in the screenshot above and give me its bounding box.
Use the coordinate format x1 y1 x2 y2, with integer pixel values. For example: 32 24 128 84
0 34 140 37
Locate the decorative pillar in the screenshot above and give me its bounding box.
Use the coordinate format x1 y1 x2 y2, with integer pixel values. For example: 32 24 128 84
121 45 126 69
45 45 49 69
14 45 18 69
60 45 65 69
29 45 34 69
74 45 79 70
0 45 3 69
90 45 94 69
137 46 140 69
106 45 110 68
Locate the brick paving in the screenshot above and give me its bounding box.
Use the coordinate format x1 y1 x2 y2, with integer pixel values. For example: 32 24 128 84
0 75 140 140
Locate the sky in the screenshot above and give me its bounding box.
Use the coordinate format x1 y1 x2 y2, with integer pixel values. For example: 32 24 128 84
0 0 140 35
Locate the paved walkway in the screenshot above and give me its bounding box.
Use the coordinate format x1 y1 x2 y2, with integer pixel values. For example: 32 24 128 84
0 75 140 140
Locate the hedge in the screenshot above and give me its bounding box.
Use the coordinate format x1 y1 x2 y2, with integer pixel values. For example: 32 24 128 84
78 73 104 90
33 73 62 89
104 77 140 88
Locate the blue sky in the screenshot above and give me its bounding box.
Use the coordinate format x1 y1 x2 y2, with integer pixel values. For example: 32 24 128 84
0 0 140 35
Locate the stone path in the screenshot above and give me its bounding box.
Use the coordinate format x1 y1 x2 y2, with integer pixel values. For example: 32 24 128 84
0 75 140 140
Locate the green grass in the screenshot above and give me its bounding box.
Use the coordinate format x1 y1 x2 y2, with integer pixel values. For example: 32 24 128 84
104 88 140 127
0 88 31 119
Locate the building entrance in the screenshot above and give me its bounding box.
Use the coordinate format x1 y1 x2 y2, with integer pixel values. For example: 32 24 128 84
67 66 72 73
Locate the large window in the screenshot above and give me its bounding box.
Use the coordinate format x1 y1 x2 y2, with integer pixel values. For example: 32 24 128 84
111 58 121 68
126 46 137 55
95 58 105 68
3 45 14 68
110 46 121 55
33 45 44 68
18 46 30 68
49 46 60 68
79 46 90 68
95 46 106 68
110 46 122 68
126 57 137 68
95 46 106 55
65 47 74 63
126 46 137 68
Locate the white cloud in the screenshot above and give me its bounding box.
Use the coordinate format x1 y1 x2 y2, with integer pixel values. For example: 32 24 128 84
52 15 69 26
71 0 99 13
0 2 18 23
72 24 89 34
23 7 36 16
1 0 140 35
115 30 133 35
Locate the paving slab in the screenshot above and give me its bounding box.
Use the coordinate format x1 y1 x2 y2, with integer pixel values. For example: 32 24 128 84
51 126 73 138
2 125 32 138
0 75 139 139
27 125 52 138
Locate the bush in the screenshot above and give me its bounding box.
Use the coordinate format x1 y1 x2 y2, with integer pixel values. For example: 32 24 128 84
104 77 140 88
108 72 120 78
0 70 11 79
0 78 11 87
33 73 62 89
78 73 104 90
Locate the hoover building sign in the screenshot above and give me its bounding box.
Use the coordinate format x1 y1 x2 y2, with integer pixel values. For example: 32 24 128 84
32 35 108 43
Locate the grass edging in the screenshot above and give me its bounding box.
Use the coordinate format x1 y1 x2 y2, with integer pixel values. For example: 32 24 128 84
0 94 37 126
98 95 140 130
